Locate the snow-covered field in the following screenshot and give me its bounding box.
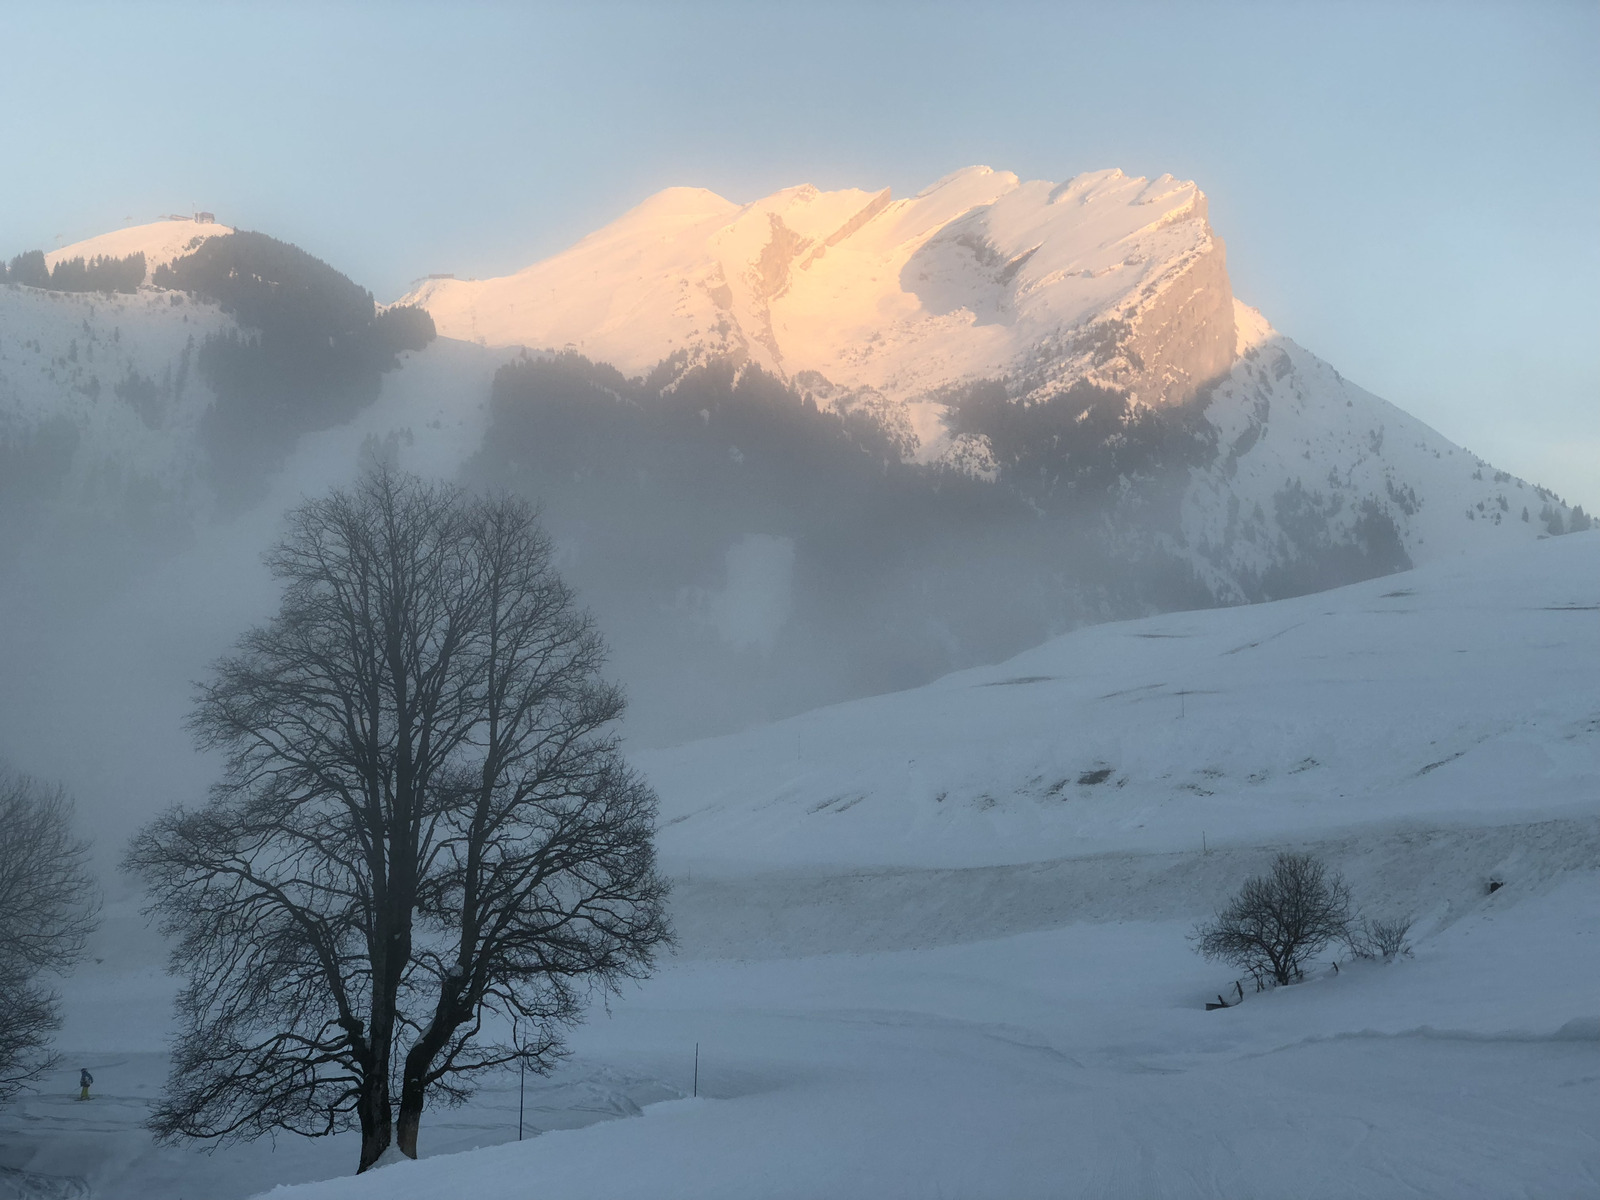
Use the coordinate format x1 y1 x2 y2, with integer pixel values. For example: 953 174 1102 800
0 533 1594 1199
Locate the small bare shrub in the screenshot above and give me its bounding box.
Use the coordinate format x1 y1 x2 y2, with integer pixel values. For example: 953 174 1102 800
1193 852 1353 987
1351 916 1413 961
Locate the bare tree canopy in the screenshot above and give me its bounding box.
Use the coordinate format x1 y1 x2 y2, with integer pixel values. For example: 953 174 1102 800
0 772 98 1104
1194 852 1352 988
126 469 671 1171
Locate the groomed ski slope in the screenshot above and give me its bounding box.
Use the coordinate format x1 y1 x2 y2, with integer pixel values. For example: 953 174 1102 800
4 535 1595 1199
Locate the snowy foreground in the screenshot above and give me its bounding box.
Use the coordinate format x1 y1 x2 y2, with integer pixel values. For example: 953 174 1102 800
3 534 1596 1199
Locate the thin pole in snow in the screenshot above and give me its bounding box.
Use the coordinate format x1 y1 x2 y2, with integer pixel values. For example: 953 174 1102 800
1202 830 1207 855
693 1042 699 1099
515 1015 525 1142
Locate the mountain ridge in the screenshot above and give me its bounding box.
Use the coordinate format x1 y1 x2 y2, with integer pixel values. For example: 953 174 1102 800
391 165 1586 582
1 187 1589 743
398 166 1236 462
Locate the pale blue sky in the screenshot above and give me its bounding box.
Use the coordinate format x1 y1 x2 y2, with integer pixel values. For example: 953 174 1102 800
4 1 1595 507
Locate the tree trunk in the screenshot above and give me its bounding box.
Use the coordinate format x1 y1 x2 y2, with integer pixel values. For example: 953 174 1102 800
396 997 461 1159
395 1077 425 1159
357 925 404 1172
355 1073 393 1172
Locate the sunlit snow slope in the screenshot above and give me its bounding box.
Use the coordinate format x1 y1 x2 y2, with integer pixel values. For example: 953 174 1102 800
45 217 233 272
401 168 1232 446
243 532 1599 1200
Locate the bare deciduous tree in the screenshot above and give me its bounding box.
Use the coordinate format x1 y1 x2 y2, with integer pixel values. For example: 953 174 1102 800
1193 852 1352 988
0 772 98 1104
126 470 671 1171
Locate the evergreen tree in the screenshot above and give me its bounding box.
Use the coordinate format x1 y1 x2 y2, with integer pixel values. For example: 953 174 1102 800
7 251 48 288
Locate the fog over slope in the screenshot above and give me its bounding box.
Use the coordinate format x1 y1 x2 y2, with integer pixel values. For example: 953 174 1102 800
0 173 1589 843
0 179 1594 1200
9 532 1594 1199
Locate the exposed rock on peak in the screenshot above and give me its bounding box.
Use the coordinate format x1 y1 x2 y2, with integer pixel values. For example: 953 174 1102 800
398 167 1233 457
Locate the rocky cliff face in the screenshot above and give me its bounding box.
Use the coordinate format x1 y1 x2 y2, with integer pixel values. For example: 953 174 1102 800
1121 218 1236 408
401 167 1237 459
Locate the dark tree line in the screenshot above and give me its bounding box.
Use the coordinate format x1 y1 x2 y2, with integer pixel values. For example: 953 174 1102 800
1248 482 1411 598
465 352 1217 741
3 249 145 293
127 470 669 1171
152 231 435 501
942 376 1218 509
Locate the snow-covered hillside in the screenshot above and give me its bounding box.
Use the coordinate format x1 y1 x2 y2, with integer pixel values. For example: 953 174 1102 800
1182 301 1581 589
0 280 231 530
642 532 1599 874
275 532 1600 1197
44 217 233 273
0 237 505 567
7 534 1589 1199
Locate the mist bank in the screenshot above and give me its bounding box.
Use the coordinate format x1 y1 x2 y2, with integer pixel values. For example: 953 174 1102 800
0 223 1591 865
465 352 1224 743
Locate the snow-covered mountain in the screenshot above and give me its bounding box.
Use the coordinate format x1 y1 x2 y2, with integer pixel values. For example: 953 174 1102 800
0 220 238 539
0 180 1588 745
402 167 1233 453
0 220 484 567
0 244 233 570
1182 301 1575 598
3 181 1585 581
400 167 1586 581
